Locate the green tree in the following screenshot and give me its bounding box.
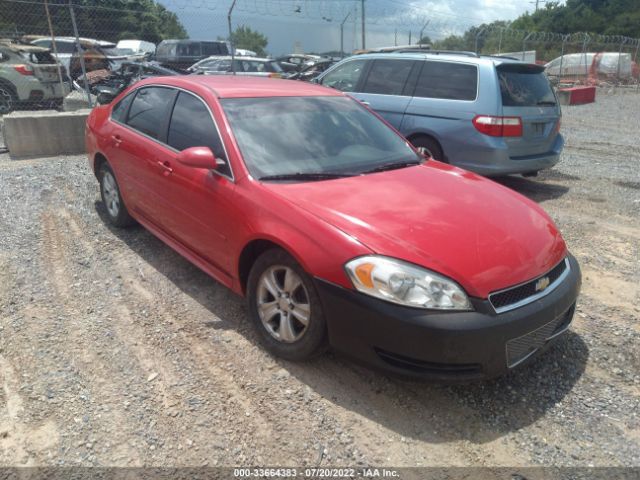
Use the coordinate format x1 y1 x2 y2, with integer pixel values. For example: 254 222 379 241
0 0 187 44
416 35 432 45
231 25 268 57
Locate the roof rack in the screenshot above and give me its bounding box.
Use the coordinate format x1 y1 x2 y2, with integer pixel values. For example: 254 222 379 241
421 50 480 58
483 54 521 61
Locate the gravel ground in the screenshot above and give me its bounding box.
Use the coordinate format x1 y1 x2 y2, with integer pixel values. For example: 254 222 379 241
0 90 638 471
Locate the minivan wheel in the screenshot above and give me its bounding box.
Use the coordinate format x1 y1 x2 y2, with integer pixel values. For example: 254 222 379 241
411 136 444 161
98 163 136 227
247 249 328 360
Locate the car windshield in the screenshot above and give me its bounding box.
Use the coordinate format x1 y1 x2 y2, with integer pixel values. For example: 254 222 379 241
221 96 420 180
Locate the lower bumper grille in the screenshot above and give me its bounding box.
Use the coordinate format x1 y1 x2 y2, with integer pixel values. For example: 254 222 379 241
506 304 575 368
375 348 482 377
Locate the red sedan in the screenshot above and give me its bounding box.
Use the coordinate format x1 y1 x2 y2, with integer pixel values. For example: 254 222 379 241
86 76 581 380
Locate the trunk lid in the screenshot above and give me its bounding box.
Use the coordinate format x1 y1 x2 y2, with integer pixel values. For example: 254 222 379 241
497 63 561 157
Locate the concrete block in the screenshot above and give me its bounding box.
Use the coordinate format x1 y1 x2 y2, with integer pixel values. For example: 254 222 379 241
4 109 90 158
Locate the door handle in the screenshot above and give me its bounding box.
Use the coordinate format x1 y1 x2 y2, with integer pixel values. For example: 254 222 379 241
360 100 370 106
111 134 122 147
157 160 173 176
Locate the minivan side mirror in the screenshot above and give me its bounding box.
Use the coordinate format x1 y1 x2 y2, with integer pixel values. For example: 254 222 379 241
176 146 225 170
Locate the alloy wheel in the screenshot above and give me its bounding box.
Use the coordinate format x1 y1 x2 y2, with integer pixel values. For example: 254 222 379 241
102 171 120 218
256 265 311 343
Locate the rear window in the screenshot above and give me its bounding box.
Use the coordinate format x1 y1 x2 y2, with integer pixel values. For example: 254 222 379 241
20 51 57 64
414 61 477 101
498 64 556 106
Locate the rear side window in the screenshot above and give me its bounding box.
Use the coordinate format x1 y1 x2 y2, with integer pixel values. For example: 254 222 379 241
362 59 414 96
112 92 135 122
52 41 76 54
414 61 477 101
202 42 227 55
21 51 56 64
498 64 556 106
320 59 366 92
168 92 230 176
126 87 175 139
177 43 201 56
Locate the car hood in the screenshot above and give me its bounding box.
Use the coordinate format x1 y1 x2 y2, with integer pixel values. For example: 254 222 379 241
263 162 567 298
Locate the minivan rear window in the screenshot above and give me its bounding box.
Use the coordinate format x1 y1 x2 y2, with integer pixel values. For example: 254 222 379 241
414 61 477 101
202 42 228 55
497 64 556 107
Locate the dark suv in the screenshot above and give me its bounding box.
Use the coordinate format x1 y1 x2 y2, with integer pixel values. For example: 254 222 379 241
155 40 229 72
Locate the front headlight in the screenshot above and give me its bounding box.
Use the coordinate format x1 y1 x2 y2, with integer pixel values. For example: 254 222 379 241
345 256 472 310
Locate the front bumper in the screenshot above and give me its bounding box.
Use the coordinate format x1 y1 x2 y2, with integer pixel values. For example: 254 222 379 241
316 254 581 381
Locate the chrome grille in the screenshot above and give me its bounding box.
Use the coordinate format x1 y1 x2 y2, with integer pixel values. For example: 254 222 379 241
506 304 575 368
489 259 569 313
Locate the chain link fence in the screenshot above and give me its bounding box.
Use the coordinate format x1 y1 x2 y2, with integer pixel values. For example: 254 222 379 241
1 0 639 116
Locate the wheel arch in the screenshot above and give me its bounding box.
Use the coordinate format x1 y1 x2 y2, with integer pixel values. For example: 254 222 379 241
237 238 307 295
93 152 108 178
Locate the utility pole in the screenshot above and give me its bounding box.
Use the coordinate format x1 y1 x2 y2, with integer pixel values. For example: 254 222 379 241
408 30 412 45
340 11 351 58
530 0 546 11
419 20 430 46
361 0 365 50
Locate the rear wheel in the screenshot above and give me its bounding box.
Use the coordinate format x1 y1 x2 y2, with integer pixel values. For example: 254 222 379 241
411 136 444 161
247 249 328 360
98 163 136 227
0 84 17 114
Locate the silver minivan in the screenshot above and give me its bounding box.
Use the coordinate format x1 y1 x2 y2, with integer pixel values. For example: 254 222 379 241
316 52 564 176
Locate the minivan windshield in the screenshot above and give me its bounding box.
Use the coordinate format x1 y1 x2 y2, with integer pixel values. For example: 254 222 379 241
497 64 556 107
221 96 420 180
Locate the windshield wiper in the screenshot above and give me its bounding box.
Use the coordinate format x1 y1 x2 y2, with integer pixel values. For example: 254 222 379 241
536 101 557 106
362 160 422 174
258 172 353 182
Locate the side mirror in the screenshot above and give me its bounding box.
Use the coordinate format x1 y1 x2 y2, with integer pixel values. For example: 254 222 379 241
176 146 225 170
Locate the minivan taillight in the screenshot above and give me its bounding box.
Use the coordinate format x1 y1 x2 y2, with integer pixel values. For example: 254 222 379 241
14 64 34 76
473 115 522 137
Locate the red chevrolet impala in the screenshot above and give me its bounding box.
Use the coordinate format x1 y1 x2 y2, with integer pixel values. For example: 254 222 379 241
86 76 581 380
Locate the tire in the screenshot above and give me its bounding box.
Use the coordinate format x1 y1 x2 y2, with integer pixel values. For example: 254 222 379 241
411 136 444 162
98 163 136 228
0 83 17 115
246 249 328 360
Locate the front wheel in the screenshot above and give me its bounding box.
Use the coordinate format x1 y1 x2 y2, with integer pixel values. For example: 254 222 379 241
246 249 328 360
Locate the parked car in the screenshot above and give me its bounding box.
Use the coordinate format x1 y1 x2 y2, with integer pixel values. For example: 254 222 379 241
85 76 581 380
0 40 69 113
188 56 283 77
28 36 130 79
316 52 564 176
545 52 633 81
155 39 229 72
116 39 156 59
77 61 178 104
286 59 336 81
275 54 322 72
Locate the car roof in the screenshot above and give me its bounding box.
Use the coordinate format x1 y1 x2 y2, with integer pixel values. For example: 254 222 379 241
349 52 529 67
139 75 343 99
0 40 50 53
200 56 273 62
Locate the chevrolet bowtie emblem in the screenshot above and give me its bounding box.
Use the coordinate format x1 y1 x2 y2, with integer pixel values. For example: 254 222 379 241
535 276 550 292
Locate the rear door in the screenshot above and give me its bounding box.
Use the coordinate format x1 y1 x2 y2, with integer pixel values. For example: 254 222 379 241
117 86 177 223
497 63 561 157
351 58 417 130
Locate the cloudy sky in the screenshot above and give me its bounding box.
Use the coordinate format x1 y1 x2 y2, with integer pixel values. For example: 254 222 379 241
161 0 557 55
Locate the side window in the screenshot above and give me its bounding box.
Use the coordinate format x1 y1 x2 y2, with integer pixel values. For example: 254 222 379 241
414 61 477 101
320 59 366 92
111 91 135 123
362 59 414 96
168 92 231 177
54 41 76 54
126 87 175 140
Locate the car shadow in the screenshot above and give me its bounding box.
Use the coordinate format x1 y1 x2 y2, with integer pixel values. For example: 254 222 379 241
95 201 588 445
491 175 570 203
